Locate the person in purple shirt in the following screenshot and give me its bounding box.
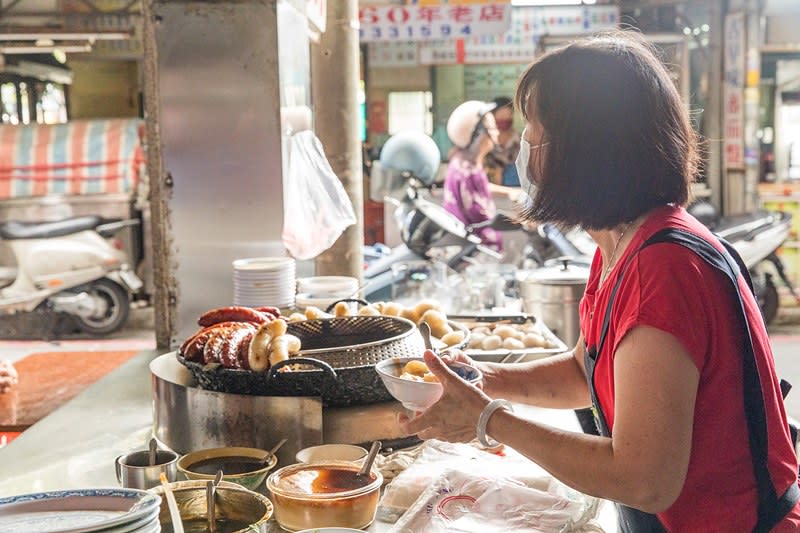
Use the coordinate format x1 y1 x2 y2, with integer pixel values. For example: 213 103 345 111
442 101 522 251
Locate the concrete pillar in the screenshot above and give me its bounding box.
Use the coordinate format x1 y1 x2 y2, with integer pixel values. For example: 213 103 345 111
140 0 175 350
743 0 763 212
707 0 725 211
312 0 365 282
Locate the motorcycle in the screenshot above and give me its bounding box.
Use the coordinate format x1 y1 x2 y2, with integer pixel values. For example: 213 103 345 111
512 202 797 325
362 162 593 303
0 215 143 335
689 201 798 325
364 174 502 302
472 216 594 270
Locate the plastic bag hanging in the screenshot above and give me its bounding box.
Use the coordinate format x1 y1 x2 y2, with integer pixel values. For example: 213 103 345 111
282 130 357 260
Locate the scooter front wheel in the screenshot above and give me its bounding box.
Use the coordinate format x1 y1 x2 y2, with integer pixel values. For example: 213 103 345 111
72 278 130 335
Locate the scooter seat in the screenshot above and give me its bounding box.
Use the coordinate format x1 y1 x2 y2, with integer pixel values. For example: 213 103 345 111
714 210 784 242
0 216 104 240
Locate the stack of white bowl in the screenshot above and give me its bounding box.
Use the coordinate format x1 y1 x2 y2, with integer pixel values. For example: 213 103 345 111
233 257 296 309
295 276 360 311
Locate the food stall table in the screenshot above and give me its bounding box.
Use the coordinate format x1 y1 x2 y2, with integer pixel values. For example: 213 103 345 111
0 349 617 531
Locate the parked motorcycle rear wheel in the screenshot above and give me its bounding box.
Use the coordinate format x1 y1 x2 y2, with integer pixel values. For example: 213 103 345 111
73 278 130 335
760 277 780 326
753 272 779 326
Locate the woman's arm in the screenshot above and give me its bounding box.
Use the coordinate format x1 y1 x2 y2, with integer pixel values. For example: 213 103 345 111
487 326 699 511
487 182 522 201
477 340 591 409
404 325 699 512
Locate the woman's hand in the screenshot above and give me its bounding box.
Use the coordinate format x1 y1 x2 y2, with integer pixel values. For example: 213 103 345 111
441 349 500 394
399 350 491 443
0 360 18 393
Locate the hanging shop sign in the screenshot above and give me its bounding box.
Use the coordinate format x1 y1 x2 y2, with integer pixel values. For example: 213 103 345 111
359 4 512 42
369 41 420 68
419 5 619 64
723 11 745 170
408 0 510 4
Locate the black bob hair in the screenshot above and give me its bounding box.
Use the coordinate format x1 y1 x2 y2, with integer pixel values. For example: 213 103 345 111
515 32 699 230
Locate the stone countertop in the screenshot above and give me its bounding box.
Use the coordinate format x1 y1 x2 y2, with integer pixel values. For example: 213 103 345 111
0 350 157 496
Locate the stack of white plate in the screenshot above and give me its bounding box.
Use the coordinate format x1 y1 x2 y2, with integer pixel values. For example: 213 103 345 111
0 488 161 533
233 257 296 309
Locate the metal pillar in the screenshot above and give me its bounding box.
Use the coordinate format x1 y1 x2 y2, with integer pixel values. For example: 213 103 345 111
153 1 286 345
311 0 364 282
141 0 289 345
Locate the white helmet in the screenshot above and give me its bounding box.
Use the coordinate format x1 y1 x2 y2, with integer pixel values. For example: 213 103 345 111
446 100 497 149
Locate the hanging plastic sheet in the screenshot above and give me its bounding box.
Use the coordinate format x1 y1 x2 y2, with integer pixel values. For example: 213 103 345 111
282 130 357 260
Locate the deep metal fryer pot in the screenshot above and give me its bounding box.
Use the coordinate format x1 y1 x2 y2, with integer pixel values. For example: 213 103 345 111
151 354 323 463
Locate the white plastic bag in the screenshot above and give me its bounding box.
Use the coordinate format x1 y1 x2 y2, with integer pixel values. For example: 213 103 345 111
389 467 603 533
377 440 554 523
282 130 357 260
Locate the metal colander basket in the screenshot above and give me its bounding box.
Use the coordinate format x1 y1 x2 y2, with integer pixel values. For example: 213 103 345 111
179 315 436 407
286 315 424 368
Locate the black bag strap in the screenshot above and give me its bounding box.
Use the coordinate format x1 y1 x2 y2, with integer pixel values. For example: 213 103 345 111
594 227 798 532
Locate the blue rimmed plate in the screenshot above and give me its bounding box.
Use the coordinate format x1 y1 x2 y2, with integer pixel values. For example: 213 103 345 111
0 488 161 533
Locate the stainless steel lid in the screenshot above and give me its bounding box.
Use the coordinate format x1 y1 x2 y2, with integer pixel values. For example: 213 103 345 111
523 258 590 286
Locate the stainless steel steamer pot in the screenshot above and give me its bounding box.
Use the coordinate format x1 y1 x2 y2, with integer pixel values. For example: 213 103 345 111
519 259 590 348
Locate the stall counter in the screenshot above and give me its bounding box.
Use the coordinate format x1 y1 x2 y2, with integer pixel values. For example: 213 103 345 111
0 349 616 531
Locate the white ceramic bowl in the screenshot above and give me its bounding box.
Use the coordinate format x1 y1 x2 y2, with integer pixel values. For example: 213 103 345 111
375 357 482 412
297 276 359 297
295 444 369 464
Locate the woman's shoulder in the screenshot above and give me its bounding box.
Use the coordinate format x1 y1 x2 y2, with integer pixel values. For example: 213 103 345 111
640 205 706 232
633 209 723 278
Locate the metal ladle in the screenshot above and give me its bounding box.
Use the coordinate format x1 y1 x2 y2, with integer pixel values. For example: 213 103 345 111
357 440 382 478
206 469 223 533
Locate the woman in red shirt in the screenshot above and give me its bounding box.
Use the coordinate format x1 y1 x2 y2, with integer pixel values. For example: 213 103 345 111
401 32 800 531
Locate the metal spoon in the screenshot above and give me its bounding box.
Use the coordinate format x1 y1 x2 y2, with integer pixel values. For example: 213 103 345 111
419 322 434 352
261 437 288 465
357 440 382 478
148 437 158 467
207 470 223 533
346 279 373 299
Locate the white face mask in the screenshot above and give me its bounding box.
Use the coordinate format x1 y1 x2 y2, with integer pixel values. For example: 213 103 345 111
516 133 535 199
516 129 548 200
